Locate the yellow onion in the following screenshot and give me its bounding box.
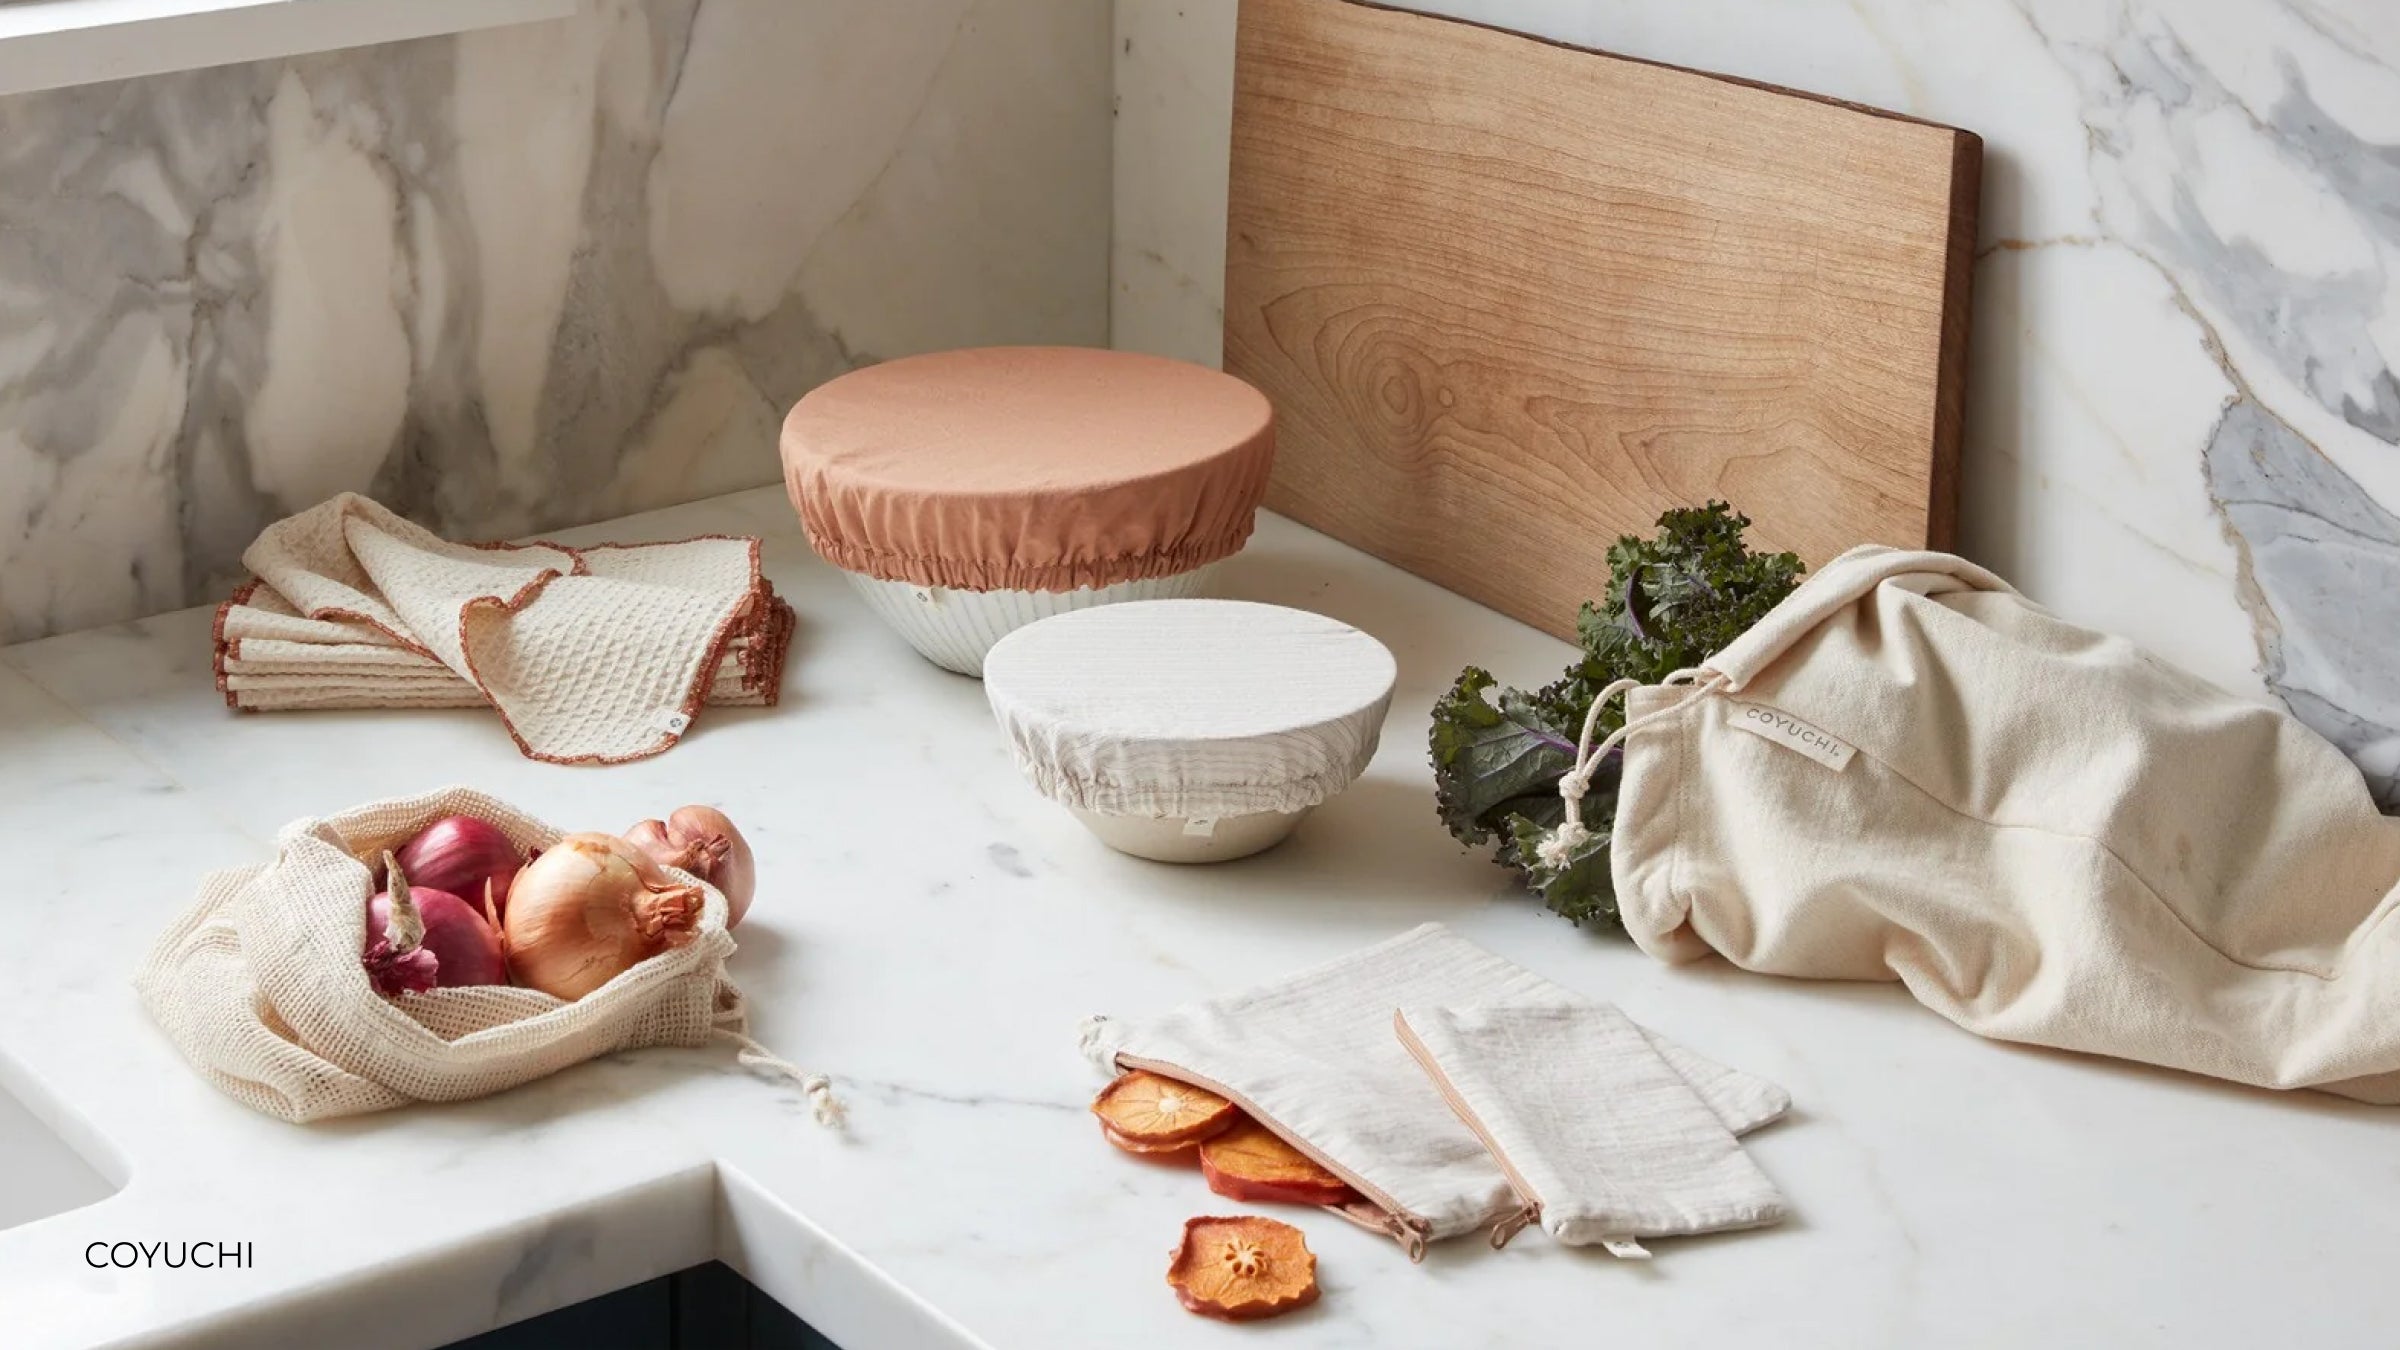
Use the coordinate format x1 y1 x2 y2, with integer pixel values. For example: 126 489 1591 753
503 833 704 1001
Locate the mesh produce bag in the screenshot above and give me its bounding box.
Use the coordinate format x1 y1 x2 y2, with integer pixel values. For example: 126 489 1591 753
137 786 834 1124
1541 545 2400 1101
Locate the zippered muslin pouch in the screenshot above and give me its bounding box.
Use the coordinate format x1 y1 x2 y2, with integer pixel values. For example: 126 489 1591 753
1394 1003 1786 1256
1078 923 1785 1256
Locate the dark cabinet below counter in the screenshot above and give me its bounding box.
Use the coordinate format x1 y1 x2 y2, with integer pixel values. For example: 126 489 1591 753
445 1262 835 1350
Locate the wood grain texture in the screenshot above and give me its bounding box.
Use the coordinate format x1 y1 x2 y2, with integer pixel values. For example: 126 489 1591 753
1224 0 1981 640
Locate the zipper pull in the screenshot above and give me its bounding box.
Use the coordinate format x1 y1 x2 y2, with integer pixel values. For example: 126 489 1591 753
1388 1212 1432 1263
1488 1202 1540 1250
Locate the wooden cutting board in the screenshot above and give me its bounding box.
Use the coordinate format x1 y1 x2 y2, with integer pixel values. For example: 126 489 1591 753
1224 0 1980 640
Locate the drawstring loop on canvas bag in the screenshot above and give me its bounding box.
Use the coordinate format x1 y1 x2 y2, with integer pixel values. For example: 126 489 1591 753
1538 668 1726 867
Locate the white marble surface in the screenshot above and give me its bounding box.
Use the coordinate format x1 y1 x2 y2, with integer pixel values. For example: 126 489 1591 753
1112 0 2400 810
1 486 2396 1349
0 0 1110 645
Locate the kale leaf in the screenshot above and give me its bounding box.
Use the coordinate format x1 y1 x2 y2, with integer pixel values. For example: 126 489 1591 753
1428 503 1803 928
1429 667 1578 846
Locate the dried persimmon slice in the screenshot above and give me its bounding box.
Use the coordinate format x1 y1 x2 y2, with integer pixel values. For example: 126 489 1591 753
1167 1216 1320 1322
1198 1119 1360 1207
1102 1121 1201 1157
1091 1070 1236 1147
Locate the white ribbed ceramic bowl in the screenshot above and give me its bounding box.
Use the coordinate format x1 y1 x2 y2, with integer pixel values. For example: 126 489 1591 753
1066 805 1312 864
847 564 1220 677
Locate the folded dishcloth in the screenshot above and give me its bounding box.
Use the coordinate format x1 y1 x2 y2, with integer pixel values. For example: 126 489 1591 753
212 495 792 762
1396 1001 1788 1256
218 587 778 711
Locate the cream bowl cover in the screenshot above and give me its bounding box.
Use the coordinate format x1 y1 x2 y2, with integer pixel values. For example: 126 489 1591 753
982 600 1398 821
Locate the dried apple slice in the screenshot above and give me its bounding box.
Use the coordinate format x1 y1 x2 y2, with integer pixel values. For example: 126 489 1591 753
1198 1119 1360 1207
1167 1216 1320 1322
1091 1070 1237 1148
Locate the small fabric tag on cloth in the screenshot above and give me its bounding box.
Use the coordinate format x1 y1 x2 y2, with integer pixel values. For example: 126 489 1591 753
1726 699 1856 770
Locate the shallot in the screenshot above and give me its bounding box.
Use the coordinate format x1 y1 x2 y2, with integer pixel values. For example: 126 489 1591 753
625 805 756 927
362 852 508 995
504 833 704 1001
392 814 524 918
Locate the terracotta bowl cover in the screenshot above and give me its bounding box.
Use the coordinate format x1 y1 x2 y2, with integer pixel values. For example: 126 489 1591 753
780 347 1275 593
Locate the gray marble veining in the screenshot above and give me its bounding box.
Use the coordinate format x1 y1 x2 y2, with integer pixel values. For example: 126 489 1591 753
2016 1 2400 809
0 0 1109 643
2210 401 2400 809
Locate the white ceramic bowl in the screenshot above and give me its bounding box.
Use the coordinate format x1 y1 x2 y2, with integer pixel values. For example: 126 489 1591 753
847 564 1220 677
1067 806 1313 864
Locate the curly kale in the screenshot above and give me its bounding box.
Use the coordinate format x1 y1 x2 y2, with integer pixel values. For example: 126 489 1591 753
1429 503 1803 928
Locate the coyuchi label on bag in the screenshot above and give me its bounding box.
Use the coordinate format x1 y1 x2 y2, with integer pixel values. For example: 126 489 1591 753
1727 700 1856 770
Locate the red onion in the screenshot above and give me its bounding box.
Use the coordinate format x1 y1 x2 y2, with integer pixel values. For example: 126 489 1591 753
393 815 525 919
625 805 755 927
362 931 438 996
362 853 509 995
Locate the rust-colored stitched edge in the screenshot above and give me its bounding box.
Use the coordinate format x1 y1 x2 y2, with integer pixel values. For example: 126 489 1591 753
212 577 263 711
215 529 791 759
452 533 775 767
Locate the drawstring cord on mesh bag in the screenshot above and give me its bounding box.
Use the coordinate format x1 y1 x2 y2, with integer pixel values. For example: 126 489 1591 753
711 989 844 1127
1537 667 1727 868
714 1028 846 1127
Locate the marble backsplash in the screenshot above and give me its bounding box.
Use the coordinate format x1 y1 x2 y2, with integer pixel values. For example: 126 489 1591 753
0 0 1109 644
1113 0 2400 810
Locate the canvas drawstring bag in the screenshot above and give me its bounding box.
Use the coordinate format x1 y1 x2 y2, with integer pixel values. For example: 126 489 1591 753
137 786 839 1125
1395 1003 1786 1256
1079 923 1788 1256
1547 544 2400 1102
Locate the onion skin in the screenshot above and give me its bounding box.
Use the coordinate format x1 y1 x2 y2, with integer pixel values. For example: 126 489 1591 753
625 806 755 928
670 807 754 927
624 818 716 879
363 936 438 997
504 835 704 1001
393 815 524 919
562 830 676 888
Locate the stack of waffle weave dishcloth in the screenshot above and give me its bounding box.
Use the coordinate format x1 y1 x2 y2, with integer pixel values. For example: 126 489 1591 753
212 494 792 765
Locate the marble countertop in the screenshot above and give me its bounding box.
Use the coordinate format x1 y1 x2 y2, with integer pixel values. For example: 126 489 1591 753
2 486 2394 1350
